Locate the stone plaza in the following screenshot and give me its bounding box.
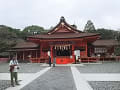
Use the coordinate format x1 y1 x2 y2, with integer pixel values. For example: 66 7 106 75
0 62 120 90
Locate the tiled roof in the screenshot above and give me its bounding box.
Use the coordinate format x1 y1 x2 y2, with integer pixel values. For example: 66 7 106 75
92 40 119 46
47 16 82 34
13 41 39 49
28 17 100 40
28 33 100 39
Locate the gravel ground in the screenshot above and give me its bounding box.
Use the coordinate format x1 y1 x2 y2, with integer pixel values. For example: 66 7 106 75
89 81 120 90
76 62 120 73
0 63 46 73
0 80 11 90
21 66 76 90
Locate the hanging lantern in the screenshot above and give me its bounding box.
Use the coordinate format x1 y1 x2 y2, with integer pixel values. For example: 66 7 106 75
60 46 61 50
55 46 56 49
61 46 64 50
66 46 68 50
57 46 59 50
64 46 66 50
68 45 71 49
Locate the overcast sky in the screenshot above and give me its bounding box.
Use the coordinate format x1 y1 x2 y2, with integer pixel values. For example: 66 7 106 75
0 0 120 31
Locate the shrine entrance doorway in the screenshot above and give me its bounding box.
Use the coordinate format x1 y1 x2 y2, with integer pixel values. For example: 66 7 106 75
52 44 74 64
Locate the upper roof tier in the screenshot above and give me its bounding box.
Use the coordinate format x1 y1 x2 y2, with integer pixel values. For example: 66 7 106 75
47 16 82 34
28 16 100 40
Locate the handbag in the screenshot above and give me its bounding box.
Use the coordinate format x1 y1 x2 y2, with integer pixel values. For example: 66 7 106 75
9 66 14 72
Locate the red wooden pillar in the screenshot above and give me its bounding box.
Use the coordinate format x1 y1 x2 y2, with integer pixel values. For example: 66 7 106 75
50 45 53 63
72 45 75 63
35 50 38 63
29 51 32 63
40 44 42 57
23 51 25 60
85 42 88 57
39 43 43 63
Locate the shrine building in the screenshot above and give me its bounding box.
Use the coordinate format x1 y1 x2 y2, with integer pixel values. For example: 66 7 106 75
26 16 100 64
9 17 120 64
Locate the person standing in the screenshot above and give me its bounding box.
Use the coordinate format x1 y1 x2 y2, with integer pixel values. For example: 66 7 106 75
48 51 52 67
48 56 51 67
9 57 20 87
53 57 56 67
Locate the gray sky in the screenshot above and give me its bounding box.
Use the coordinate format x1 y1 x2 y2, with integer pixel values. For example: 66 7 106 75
0 0 120 31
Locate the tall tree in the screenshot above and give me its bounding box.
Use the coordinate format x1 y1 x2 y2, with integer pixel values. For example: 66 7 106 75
84 20 96 33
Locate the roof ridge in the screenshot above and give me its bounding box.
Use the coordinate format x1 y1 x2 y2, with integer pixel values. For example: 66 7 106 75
47 16 82 34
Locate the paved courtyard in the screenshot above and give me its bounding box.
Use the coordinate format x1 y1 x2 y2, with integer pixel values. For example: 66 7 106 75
0 62 120 90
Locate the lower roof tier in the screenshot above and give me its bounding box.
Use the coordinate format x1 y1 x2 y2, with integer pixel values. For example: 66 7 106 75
28 33 100 39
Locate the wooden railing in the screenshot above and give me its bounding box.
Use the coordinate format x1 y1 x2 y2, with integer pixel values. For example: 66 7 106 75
0 58 9 63
30 56 49 63
99 56 120 62
116 56 120 61
80 56 120 63
80 57 99 63
30 56 120 63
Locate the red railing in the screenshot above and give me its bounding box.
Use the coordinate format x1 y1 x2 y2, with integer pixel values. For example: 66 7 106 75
99 56 120 62
116 56 120 61
80 56 120 63
0 58 9 63
30 56 49 63
30 56 120 63
80 57 99 63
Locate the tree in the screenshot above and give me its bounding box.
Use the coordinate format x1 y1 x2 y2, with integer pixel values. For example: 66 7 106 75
116 31 120 42
0 25 17 53
114 31 120 56
114 47 120 56
84 20 96 33
23 25 45 35
96 28 116 39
